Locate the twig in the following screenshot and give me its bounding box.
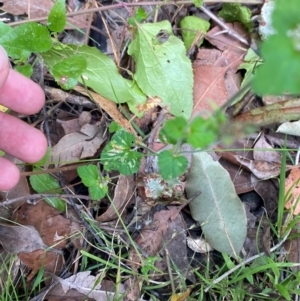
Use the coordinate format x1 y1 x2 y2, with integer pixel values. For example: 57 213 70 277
204 231 291 292
8 0 264 27
0 194 91 207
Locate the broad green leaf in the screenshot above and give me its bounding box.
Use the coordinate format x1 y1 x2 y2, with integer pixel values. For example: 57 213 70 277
47 0 66 32
192 0 203 8
218 3 253 32
0 23 52 59
159 116 188 145
180 16 210 50
77 165 108 200
128 20 193 119
77 165 99 187
29 174 66 212
15 64 33 78
186 152 247 257
128 7 147 25
0 22 11 36
252 34 300 95
100 130 142 175
158 150 188 179
52 55 87 89
187 116 220 148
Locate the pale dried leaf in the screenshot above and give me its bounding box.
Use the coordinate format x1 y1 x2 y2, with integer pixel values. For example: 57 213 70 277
253 133 281 162
187 237 213 253
285 168 300 215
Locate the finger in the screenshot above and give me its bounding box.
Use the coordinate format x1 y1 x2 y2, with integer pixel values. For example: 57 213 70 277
0 157 20 190
0 69 45 115
0 112 47 163
0 46 10 92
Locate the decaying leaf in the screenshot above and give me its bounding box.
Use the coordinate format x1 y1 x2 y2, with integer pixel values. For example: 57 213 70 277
187 237 213 253
51 123 106 166
97 175 134 222
253 133 281 162
285 168 300 215
186 152 247 257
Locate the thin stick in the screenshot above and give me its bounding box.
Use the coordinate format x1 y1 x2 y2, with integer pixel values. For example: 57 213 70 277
8 0 264 27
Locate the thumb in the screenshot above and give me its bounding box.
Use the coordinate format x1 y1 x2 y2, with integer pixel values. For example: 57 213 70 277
0 46 9 93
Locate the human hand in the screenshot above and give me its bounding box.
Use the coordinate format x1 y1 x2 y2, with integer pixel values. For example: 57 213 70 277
0 46 47 191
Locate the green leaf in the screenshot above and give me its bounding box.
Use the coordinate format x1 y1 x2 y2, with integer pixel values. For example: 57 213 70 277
187 116 222 148
52 55 87 89
100 130 142 175
128 7 147 25
186 152 247 257
15 64 33 78
159 116 188 144
42 45 147 115
252 34 300 95
109 121 122 133
218 3 253 32
47 0 66 32
158 150 188 179
77 165 108 200
192 0 203 8
0 23 52 59
180 16 210 50
128 20 193 119
29 174 66 212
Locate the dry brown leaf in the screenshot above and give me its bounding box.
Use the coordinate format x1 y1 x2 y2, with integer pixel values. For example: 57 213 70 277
285 168 300 215
234 155 282 179
253 133 281 162
74 86 137 137
18 249 64 281
1 0 90 29
51 123 106 166
97 175 134 222
0 222 45 253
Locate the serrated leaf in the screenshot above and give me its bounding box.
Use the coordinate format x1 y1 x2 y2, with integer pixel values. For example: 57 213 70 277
47 0 66 32
15 64 33 78
77 165 108 200
186 152 247 257
159 116 188 144
29 174 66 212
128 20 193 119
219 3 253 32
100 130 142 175
187 116 220 148
0 23 52 59
77 165 99 187
252 34 300 95
52 55 87 89
158 150 188 179
180 16 210 50
42 45 146 114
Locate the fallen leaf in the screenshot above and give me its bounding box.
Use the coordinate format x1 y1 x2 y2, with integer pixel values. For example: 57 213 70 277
186 152 247 257
97 175 134 222
253 133 281 162
0 0 91 29
187 237 213 253
51 123 106 166
0 223 45 253
285 168 300 215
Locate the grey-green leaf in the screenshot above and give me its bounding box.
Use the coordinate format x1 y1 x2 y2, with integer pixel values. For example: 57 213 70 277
186 152 247 257
128 20 193 119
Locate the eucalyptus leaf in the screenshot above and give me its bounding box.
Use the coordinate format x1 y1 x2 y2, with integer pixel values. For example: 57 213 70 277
128 20 193 119
186 152 247 257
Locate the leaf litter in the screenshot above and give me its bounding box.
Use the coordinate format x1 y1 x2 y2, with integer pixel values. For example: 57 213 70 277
3 0 300 300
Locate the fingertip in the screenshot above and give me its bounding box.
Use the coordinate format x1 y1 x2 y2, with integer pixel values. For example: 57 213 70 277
0 157 20 191
26 131 48 163
0 46 9 89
